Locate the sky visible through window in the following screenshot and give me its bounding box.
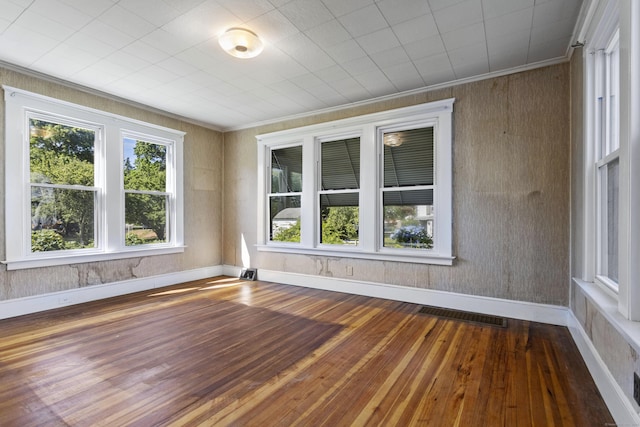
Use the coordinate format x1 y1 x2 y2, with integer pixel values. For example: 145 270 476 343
124 137 136 163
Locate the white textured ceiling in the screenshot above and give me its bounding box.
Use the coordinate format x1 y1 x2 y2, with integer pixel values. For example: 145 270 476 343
0 0 584 130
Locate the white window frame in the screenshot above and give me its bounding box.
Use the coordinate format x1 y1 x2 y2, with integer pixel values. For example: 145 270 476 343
317 132 361 248
267 141 303 245
594 29 621 294
3 86 185 270
256 99 454 266
582 0 640 320
121 130 177 247
618 0 640 320
377 120 440 255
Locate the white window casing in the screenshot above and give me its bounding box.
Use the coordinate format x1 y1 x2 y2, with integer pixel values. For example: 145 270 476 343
581 0 640 320
3 86 185 270
584 0 620 295
618 0 640 320
256 98 455 266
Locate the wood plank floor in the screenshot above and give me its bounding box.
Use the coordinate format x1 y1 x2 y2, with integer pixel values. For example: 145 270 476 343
0 276 613 426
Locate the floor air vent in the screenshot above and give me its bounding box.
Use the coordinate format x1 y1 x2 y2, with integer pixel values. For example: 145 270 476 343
418 306 507 328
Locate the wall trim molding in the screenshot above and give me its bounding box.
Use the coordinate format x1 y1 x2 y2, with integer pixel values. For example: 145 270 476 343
0 265 223 320
223 266 568 325
567 311 640 426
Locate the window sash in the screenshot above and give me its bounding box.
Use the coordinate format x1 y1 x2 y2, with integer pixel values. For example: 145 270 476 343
590 20 621 295
124 192 170 245
319 137 361 246
271 145 303 193
269 194 302 243
596 153 619 289
320 137 360 191
593 29 620 293
604 31 620 155
30 185 99 253
382 127 434 188
380 125 435 252
318 190 360 246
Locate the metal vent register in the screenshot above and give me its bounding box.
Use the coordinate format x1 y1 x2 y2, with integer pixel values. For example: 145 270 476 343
418 306 507 328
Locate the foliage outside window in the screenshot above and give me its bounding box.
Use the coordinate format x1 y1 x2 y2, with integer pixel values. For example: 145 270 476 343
257 99 454 265
320 137 360 245
29 118 97 252
124 138 169 246
382 127 434 250
3 86 184 270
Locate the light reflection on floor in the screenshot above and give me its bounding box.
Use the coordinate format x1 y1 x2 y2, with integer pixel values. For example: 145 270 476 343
147 277 253 305
147 288 200 296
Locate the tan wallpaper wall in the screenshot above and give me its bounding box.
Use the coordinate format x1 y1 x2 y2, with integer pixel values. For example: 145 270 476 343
224 64 570 306
0 67 223 301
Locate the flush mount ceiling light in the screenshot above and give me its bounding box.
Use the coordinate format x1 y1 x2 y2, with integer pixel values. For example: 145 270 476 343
219 27 264 59
383 133 403 147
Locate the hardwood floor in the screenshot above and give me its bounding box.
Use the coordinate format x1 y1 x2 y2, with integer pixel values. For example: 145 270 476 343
0 276 613 426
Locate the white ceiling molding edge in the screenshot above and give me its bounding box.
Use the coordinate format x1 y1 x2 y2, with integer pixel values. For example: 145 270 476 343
0 60 224 133
223 55 570 133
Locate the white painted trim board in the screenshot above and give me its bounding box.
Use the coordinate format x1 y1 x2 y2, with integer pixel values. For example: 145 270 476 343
0 265 222 320
567 311 640 426
231 267 569 326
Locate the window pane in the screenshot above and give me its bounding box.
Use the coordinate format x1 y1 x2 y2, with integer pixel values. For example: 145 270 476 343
607 37 619 154
607 158 619 282
383 127 433 187
322 137 360 190
383 189 433 249
29 119 95 186
31 186 96 251
270 195 301 242
271 146 302 193
123 139 167 191
125 193 168 245
320 193 359 245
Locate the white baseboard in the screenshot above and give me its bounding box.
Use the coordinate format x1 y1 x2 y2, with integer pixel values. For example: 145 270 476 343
0 265 223 320
245 268 569 325
567 311 640 426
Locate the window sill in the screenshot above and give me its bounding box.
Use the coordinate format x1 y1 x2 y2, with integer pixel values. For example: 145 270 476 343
3 246 186 271
573 278 640 353
594 275 619 298
256 244 455 266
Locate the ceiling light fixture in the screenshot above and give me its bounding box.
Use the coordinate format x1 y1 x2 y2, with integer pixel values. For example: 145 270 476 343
383 133 403 147
219 27 264 59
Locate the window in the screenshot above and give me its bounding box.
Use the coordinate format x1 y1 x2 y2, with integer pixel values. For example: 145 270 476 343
581 0 640 320
320 136 360 246
381 127 434 250
29 116 99 252
257 99 454 265
4 86 185 270
592 24 620 293
123 136 170 246
269 145 302 243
